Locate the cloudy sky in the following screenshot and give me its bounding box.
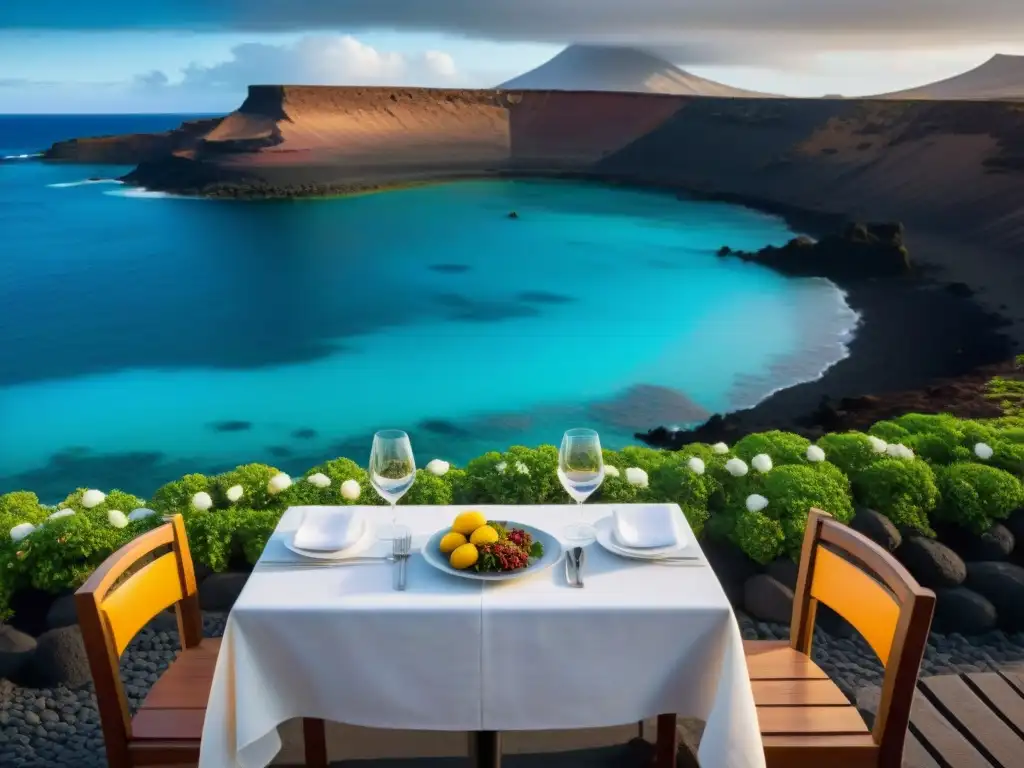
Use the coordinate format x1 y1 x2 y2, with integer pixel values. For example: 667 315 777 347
2 1 1024 112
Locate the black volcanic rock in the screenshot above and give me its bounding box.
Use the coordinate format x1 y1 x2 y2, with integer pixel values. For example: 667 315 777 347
42 117 222 164
717 222 910 279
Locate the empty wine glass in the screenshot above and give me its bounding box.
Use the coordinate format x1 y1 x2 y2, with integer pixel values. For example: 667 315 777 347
369 429 416 540
558 428 604 543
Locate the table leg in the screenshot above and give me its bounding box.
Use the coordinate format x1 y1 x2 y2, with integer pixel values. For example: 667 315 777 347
302 717 328 768
470 730 502 768
655 714 677 768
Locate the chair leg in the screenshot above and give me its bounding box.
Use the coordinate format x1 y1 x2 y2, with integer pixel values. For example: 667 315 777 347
302 718 328 768
655 714 677 768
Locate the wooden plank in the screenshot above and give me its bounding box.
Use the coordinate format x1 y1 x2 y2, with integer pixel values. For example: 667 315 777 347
761 734 877 768
131 708 206 741
752 678 850 707
922 675 1023 766
756 705 869 735
903 729 943 768
1000 669 1024 699
966 673 1024 738
744 641 829 680
909 684 991 768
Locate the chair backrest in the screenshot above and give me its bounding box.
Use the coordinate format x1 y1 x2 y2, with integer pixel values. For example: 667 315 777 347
790 509 935 765
75 514 202 753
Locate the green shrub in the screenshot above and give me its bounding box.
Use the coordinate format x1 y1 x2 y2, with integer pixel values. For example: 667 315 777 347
614 445 672 472
934 463 1024 534
236 508 285 565
733 431 812 466
760 463 854 558
999 428 1024 445
869 421 910 442
59 488 146 520
852 458 939 535
906 432 971 465
212 463 281 510
150 473 212 515
0 491 48 537
279 458 371 506
733 511 786 565
647 462 713 538
984 441 1024 479
400 469 454 506
12 513 127 593
893 413 964 439
185 510 240 572
816 432 880 476
460 446 562 504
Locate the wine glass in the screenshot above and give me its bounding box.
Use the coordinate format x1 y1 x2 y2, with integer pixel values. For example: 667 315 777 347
557 428 604 543
369 429 416 540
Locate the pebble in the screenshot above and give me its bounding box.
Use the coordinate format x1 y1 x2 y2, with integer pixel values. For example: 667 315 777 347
1 609 1023 765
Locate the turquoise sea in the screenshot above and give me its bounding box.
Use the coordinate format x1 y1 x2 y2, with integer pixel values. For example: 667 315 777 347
0 115 858 500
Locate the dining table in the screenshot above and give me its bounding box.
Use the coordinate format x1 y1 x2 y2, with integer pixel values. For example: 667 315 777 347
197 503 766 768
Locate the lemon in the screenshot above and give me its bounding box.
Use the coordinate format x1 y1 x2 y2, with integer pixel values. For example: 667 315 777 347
452 510 487 536
449 543 479 570
470 525 499 546
439 531 468 554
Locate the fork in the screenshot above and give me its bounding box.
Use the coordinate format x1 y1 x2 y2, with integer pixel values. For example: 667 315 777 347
394 530 413 591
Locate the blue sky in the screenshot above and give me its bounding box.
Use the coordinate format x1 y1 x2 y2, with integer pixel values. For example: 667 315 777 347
2 0 1024 112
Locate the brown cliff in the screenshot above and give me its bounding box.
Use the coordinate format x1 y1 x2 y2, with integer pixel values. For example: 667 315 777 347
42 118 222 165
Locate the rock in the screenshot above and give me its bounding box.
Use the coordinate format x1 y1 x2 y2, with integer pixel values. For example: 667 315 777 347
8 588 57 637
25 626 91 688
766 558 799 591
45 594 80 629
1004 508 1024 555
743 575 794 624
0 625 37 680
938 522 1014 562
198 572 249 612
702 539 759 608
932 587 998 634
895 536 966 588
718 222 910 280
816 605 858 640
507 211 519 219
965 561 1024 630
850 508 902 552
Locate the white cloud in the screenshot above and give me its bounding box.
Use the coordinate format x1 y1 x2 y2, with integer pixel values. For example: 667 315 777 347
175 35 460 90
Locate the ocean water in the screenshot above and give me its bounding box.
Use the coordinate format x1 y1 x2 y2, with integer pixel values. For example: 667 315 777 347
0 115 859 501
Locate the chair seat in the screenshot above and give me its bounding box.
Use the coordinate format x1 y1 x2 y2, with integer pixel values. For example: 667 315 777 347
131 637 221 744
744 641 878 767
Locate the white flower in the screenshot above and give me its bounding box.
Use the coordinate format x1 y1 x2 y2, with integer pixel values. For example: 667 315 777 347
751 454 773 473
604 465 621 478
340 479 361 500
267 472 292 495
226 484 244 503
746 494 769 513
191 492 213 511
725 458 749 477
868 435 888 453
48 509 75 521
974 442 994 460
625 467 649 488
886 443 914 460
10 523 36 542
306 472 331 488
514 461 530 475
687 457 706 475
712 442 729 454
81 489 106 509
806 445 826 463
426 459 450 476
128 508 157 522
107 510 129 529
495 461 508 474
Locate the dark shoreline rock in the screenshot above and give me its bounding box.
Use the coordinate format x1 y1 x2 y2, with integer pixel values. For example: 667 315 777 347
717 222 911 280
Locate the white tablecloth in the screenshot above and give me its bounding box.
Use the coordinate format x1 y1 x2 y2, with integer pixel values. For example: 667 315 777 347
199 504 765 768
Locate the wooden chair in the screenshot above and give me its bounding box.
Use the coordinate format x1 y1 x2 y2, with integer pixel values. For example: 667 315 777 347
75 514 329 768
657 508 935 768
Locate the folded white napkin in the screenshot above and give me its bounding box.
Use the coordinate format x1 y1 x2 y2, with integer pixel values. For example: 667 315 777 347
613 506 680 549
293 508 366 552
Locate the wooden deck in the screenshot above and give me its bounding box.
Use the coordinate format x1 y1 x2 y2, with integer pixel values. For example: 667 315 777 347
858 667 1024 767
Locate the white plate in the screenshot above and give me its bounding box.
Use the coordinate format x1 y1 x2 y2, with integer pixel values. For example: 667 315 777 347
595 516 687 560
284 516 377 560
421 523 563 581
